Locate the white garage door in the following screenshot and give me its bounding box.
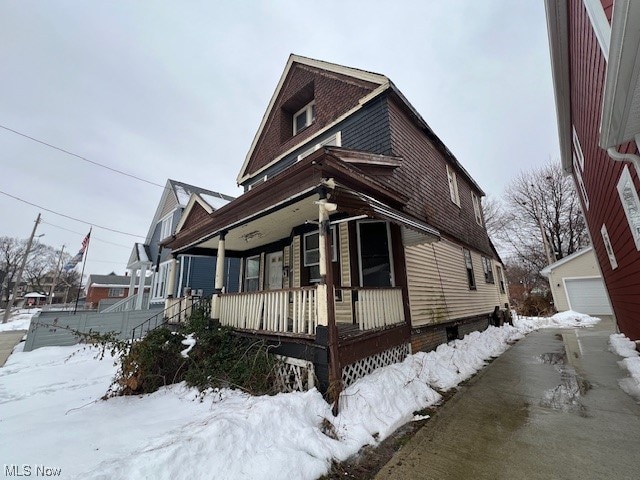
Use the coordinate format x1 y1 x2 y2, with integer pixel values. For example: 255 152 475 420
565 278 613 315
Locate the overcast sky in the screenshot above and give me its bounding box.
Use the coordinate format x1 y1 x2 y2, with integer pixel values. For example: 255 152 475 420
0 1 559 280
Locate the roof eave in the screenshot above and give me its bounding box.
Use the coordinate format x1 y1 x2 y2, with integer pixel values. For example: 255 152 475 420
544 0 574 174
599 0 640 149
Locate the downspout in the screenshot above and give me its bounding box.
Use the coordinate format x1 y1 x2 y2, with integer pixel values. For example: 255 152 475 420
606 145 640 172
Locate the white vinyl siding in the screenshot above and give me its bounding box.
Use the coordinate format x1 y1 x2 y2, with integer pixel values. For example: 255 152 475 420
405 238 508 327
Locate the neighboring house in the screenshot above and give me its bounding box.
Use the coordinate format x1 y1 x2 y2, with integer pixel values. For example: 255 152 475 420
123 179 240 312
164 55 509 395
23 292 47 307
541 247 613 315
85 273 151 311
545 0 640 340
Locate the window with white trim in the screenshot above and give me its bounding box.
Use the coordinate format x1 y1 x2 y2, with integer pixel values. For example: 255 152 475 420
482 256 494 283
600 224 618 270
152 262 171 300
463 248 476 290
293 101 316 135
573 154 589 210
617 165 640 250
472 192 482 225
244 255 260 292
108 287 125 297
159 214 173 240
572 127 585 171
297 132 342 161
496 265 506 294
303 227 337 283
447 164 460 206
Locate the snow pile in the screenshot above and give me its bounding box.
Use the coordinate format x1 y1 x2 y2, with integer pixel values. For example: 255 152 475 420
609 333 640 400
1 324 529 480
512 310 600 334
0 309 38 332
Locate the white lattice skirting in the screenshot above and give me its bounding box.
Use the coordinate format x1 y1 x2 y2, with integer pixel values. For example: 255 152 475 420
341 343 411 388
274 355 316 392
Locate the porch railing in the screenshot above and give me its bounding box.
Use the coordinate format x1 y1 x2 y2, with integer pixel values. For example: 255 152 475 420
344 286 405 330
101 292 150 313
219 287 317 335
131 295 211 340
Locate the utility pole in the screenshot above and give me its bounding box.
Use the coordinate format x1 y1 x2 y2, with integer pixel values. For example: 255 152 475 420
48 245 65 305
3 213 41 323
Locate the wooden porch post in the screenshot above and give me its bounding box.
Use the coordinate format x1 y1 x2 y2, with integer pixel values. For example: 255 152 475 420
211 231 226 320
318 195 341 413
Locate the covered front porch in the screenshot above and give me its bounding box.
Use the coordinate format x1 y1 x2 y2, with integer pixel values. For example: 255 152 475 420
164 147 440 398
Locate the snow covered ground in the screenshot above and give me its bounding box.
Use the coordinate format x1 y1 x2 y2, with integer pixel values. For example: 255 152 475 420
0 309 38 332
0 310 602 479
609 333 640 401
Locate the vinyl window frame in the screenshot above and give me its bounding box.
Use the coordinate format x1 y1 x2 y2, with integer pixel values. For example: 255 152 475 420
303 226 337 283
617 165 640 250
447 164 461 207
600 224 618 270
463 248 476 290
293 101 316 135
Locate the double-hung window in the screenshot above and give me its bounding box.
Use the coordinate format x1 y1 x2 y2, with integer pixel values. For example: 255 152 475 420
447 164 460 206
303 227 337 283
293 101 316 135
244 255 260 292
108 287 125 297
617 165 640 250
160 214 173 240
472 193 482 225
482 256 494 283
463 248 476 290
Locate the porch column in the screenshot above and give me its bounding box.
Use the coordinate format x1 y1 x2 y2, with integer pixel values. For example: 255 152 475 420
164 258 178 310
128 268 137 298
135 263 148 310
317 196 341 413
211 231 227 321
166 258 178 298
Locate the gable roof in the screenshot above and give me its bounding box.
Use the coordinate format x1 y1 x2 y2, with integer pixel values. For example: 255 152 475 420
237 54 390 184
236 54 485 196
175 192 229 234
143 179 235 244
540 246 594 276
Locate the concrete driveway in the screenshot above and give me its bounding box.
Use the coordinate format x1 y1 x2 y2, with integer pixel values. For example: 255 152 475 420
375 317 640 480
0 331 26 366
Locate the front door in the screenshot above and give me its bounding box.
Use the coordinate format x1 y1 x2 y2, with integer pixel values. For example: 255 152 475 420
266 251 283 290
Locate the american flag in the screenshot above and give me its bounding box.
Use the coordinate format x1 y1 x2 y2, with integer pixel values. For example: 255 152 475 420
62 230 91 272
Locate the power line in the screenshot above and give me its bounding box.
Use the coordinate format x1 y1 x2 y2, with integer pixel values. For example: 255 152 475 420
40 221 134 249
0 189 145 238
0 124 165 189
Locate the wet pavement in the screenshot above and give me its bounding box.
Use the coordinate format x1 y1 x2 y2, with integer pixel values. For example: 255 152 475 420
0 331 26 366
375 317 640 480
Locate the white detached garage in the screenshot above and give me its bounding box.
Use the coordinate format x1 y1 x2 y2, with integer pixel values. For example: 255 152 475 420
541 247 613 316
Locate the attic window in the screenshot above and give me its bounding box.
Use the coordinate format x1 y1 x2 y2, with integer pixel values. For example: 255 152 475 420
293 101 316 135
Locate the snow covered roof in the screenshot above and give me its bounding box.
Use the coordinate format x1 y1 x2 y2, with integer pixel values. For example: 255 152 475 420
24 292 47 298
168 180 235 208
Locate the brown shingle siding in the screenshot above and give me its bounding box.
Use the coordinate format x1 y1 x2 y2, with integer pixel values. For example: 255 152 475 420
386 98 493 256
245 64 378 178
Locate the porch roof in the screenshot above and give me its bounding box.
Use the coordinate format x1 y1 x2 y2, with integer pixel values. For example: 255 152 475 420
164 149 439 254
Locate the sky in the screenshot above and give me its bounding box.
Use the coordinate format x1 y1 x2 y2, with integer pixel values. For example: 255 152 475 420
0 1 560 280
0 310 573 478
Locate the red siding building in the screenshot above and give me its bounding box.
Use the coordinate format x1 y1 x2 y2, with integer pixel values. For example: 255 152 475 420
546 0 640 340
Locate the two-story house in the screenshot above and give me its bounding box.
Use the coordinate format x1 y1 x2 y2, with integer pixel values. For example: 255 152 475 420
163 55 508 397
545 0 640 341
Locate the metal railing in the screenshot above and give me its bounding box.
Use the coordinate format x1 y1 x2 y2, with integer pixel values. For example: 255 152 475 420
130 295 211 341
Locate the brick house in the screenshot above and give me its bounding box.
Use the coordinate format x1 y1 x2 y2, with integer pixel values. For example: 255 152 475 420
163 55 509 395
85 273 151 311
545 0 640 340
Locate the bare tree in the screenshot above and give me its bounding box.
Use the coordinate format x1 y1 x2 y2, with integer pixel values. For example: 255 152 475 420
494 162 588 273
0 237 28 305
